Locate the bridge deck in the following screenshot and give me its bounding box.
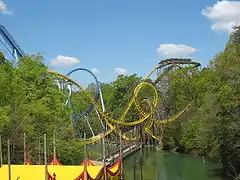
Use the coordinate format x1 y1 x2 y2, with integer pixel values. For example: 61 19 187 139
97 143 143 162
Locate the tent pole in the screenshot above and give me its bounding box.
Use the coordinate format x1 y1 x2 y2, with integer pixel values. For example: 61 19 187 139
120 130 123 178
44 134 48 180
8 139 11 180
84 132 87 180
24 132 26 164
103 128 107 180
38 134 41 164
0 135 2 166
53 133 56 164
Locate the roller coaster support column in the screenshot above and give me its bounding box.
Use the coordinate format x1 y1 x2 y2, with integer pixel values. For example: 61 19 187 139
94 107 105 129
95 85 106 129
99 84 105 112
99 86 106 129
13 49 18 66
85 115 95 137
67 83 75 134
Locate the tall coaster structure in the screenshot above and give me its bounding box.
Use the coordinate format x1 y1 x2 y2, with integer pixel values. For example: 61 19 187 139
152 58 201 142
0 25 25 64
48 58 201 144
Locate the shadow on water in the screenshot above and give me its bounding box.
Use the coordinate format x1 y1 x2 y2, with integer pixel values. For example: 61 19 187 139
207 168 231 180
123 147 226 180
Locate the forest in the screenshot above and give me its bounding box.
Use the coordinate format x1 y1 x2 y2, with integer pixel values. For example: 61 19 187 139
0 27 239 179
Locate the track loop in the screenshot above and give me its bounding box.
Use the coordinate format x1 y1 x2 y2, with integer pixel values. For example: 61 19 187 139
48 58 201 144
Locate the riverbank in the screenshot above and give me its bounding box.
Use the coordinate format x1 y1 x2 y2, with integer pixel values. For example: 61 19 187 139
157 142 222 164
123 146 224 180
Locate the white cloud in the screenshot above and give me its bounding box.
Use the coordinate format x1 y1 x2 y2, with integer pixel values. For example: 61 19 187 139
92 68 100 74
0 0 12 14
156 44 197 57
50 55 80 67
202 0 240 33
115 68 128 76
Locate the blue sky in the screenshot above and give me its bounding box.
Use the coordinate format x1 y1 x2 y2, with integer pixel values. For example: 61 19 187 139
1 0 239 84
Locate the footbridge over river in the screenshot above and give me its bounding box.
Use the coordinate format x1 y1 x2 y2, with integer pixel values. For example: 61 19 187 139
96 142 144 162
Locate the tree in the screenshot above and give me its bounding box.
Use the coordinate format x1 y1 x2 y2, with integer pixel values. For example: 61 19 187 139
212 26 240 177
0 53 84 164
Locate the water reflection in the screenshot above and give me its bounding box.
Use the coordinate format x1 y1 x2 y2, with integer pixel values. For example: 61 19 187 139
123 147 223 180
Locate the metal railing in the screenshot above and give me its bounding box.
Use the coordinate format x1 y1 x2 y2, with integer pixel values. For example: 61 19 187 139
96 142 143 161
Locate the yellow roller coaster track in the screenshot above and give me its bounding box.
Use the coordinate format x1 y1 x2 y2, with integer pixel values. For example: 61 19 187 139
47 58 201 144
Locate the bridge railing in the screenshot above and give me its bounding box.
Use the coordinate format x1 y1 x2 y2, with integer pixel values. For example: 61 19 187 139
96 142 143 162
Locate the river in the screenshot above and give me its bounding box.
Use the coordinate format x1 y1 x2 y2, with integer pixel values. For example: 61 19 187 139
123 147 224 180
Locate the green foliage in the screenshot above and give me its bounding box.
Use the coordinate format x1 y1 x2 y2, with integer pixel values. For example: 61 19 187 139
161 26 240 178
0 52 5 64
110 74 141 122
0 55 82 165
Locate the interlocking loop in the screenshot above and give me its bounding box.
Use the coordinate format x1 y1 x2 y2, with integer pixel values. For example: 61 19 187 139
48 58 201 144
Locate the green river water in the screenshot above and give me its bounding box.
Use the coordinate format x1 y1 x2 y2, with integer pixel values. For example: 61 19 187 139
123 147 224 180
